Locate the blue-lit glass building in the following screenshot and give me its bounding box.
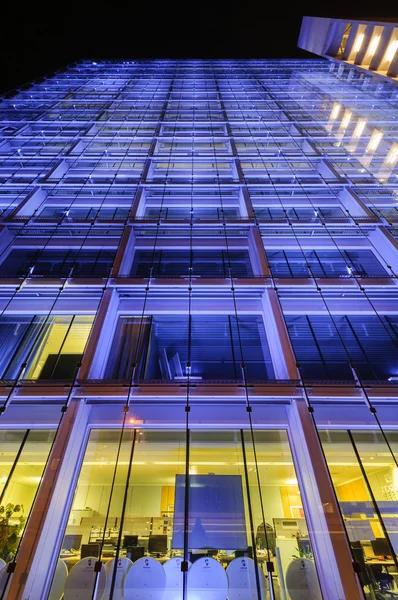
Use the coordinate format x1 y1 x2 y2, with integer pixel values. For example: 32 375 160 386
0 53 397 599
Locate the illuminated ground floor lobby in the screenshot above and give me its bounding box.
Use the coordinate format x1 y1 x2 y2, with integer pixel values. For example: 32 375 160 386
0 399 397 600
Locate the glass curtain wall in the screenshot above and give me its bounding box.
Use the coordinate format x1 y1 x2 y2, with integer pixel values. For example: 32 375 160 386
50 428 322 600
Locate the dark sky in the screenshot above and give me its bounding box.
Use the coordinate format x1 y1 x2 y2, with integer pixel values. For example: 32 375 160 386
1 1 397 94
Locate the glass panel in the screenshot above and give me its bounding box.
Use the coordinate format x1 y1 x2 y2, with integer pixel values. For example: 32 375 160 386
320 429 398 599
351 431 398 560
286 315 398 381
25 316 94 380
0 430 55 562
38 207 64 219
0 316 39 378
244 429 323 599
107 315 275 382
0 431 29 498
0 315 93 380
144 207 239 219
0 249 117 278
130 250 253 278
52 428 186 599
104 316 152 380
266 250 387 278
117 429 186 558
97 207 129 220
185 430 262 597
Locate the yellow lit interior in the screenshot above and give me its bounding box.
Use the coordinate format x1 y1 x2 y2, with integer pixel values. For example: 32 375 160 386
26 316 94 379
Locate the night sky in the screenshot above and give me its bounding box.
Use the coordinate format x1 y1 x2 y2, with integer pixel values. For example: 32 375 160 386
1 1 397 94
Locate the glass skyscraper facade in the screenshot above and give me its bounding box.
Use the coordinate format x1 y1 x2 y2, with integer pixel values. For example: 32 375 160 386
0 58 397 599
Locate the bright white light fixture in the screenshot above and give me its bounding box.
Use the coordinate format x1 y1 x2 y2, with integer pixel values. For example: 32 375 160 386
369 35 380 56
286 477 298 486
354 33 365 53
340 110 352 130
386 143 398 166
330 103 341 120
367 130 383 152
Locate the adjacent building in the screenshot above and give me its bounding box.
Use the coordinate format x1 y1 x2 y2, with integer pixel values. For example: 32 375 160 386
298 16 398 81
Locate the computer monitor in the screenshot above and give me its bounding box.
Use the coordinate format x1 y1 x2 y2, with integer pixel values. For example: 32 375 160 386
138 537 149 553
189 552 207 563
109 536 119 544
62 534 82 552
127 546 145 562
351 547 373 588
235 547 253 558
81 543 100 559
148 534 168 555
102 544 115 557
371 538 392 558
123 535 138 548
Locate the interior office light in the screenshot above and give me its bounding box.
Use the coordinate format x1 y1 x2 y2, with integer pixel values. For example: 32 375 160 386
368 35 380 56
340 110 352 130
386 39 398 62
354 32 365 53
386 143 398 166
367 130 383 152
353 118 367 138
330 103 341 120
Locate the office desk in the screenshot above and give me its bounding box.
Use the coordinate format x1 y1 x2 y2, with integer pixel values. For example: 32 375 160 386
218 554 268 568
366 559 395 567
